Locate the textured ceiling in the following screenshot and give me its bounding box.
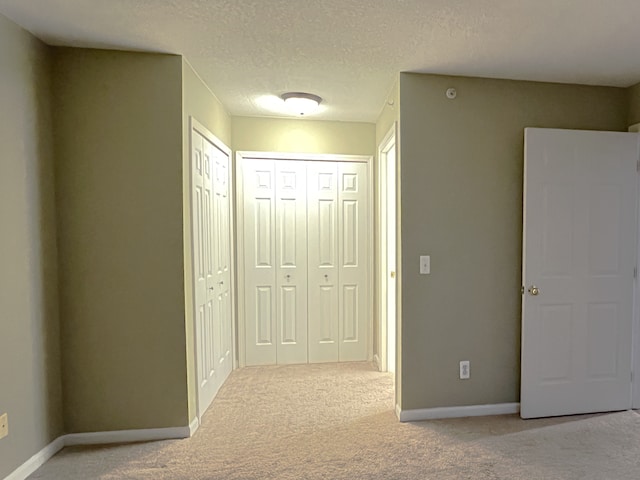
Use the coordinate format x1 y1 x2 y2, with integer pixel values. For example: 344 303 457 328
2 0 640 122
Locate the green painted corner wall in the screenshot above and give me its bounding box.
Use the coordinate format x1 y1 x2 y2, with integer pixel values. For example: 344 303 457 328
232 116 376 155
52 48 189 432
182 60 232 421
627 81 640 126
398 72 628 411
0 14 63 479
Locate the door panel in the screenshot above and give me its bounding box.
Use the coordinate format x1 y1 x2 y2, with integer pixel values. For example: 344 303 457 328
338 162 369 361
212 143 233 380
192 129 234 418
521 128 638 419
275 161 308 364
192 133 218 406
244 160 277 365
308 162 340 362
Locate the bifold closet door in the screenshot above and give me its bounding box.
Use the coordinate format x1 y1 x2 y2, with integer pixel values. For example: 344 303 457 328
192 129 233 416
307 161 369 362
337 162 369 361
212 144 232 379
192 132 217 401
307 162 340 362
243 160 308 365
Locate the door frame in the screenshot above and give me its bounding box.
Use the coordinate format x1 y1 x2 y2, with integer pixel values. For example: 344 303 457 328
628 123 640 409
235 151 374 367
376 124 398 373
188 117 237 421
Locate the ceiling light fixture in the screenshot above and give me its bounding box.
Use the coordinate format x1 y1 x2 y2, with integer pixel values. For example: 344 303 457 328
281 92 322 116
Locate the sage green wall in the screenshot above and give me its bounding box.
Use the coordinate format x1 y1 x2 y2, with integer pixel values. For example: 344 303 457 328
53 48 189 432
0 15 63 479
182 59 232 421
399 72 628 410
627 82 640 126
232 116 375 155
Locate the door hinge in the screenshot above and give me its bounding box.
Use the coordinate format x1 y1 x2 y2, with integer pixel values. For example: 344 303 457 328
520 285 525 295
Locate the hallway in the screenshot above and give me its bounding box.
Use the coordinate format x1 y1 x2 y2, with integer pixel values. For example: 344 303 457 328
28 363 640 479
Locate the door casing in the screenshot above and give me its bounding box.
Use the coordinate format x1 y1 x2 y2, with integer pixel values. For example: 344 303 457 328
377 124 398 374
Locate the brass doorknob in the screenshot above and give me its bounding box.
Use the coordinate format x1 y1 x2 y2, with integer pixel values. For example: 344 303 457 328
528 285 540 296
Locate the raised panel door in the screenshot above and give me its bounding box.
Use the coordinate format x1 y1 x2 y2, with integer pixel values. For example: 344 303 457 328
522 128 637 418
243 159 277 365
338 162 369 361
307 162 340 362
275 161 308 364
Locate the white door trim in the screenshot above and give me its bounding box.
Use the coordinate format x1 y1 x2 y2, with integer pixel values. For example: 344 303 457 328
377 124 397 373
627 123 640 409
189 117 235 421
235 151 374 367
633 166 640 409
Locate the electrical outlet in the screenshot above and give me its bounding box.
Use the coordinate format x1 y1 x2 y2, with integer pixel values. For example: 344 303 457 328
420 255 430 274
0 413 8 440
459 361 470 380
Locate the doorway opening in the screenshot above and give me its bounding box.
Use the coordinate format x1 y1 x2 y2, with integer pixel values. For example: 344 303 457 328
377 124 398 377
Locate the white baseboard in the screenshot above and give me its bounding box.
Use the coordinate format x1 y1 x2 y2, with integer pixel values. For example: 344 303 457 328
398 402 520 422
5 425 193 480
189 417 200 436
4 437 65 480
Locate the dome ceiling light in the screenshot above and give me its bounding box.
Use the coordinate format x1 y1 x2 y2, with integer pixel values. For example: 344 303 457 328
281 92 322 116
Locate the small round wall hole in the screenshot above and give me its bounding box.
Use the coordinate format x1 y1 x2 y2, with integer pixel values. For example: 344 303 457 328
446 88 457 99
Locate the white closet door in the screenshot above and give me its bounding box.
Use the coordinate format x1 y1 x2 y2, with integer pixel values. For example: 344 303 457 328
211 141 233 381
192 132 218 411
275 161 308 364
241 156 370 366
307 162 340 362
243 160 277 365
338 162 369 361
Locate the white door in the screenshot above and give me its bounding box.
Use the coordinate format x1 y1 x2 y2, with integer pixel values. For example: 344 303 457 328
338 162 369 362
521 128 638 419
308 161 340 362
240 155 370 366
191 131 217 415
243 159 309 364
211 142 233 382
275 161 308 364
243 159 278 365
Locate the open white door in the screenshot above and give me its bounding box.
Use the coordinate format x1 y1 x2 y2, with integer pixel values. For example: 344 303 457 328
521 128 638 419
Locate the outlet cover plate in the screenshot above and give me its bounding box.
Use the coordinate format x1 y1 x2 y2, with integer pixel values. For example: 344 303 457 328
459 361 470 380
420 255 430 274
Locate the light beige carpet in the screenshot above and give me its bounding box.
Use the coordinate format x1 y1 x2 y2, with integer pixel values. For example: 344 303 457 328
29 362 640 479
